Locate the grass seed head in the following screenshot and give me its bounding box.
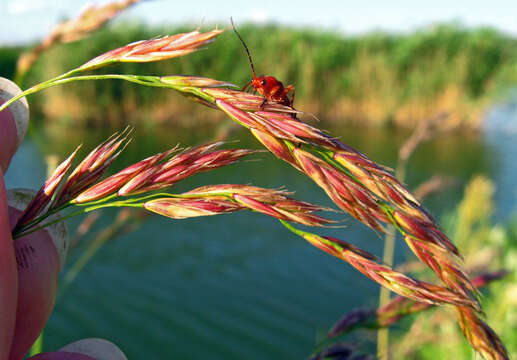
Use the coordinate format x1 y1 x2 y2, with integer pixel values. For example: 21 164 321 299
80 29 223 71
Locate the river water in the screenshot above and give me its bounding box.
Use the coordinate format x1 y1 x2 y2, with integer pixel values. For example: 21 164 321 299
4 104 517 358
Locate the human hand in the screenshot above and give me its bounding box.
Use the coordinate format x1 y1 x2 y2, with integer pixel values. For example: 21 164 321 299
0 78 126 360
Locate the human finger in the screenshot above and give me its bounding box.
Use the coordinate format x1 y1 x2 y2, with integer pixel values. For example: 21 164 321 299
0 173 18 360
7 189 68 360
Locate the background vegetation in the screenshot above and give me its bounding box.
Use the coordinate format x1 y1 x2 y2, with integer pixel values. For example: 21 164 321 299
2 22 517 128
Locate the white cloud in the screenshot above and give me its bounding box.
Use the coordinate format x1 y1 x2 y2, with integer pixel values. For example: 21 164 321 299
7 0 51 15
248 9 270 24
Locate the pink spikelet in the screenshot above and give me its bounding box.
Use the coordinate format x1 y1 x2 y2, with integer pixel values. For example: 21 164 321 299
80 29 223 71
52 128 132 208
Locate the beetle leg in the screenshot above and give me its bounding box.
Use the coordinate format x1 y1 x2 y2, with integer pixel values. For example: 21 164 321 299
269 85 282 99
286 85 295 106
285 85 297 118
242 81 252 92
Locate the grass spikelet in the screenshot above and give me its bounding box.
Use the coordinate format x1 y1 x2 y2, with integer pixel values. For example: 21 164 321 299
80 29 224 71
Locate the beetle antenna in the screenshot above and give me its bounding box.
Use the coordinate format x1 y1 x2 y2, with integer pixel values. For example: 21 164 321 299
231 17 257 78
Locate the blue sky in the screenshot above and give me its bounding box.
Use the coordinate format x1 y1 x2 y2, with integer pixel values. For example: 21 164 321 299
1 0 517 45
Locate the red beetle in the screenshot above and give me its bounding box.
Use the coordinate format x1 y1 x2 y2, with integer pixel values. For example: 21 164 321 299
231 18 295 108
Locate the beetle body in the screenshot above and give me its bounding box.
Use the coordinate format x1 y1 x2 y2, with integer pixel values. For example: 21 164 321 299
243 75 295 107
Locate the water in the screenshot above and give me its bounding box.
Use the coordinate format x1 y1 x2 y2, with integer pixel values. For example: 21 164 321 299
4 108 516 359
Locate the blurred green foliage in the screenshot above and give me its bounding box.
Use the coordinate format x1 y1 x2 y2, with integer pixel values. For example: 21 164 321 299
0 46 23 79
2 22 517 127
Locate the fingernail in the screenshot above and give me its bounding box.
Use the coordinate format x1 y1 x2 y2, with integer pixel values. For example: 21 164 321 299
60 338 128 360
0 78 29 172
